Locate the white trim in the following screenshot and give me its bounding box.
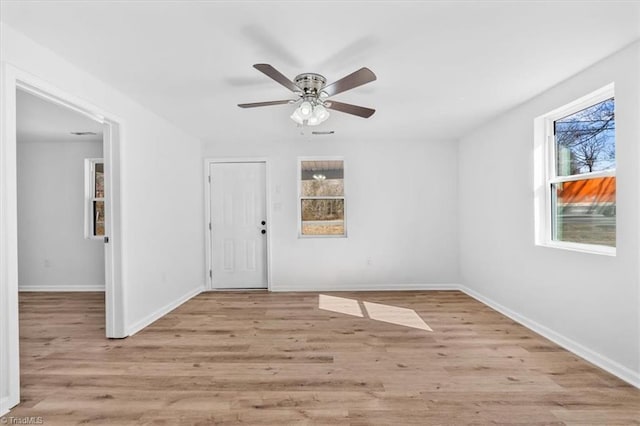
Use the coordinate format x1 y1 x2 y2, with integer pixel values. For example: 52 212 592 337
543 83 615 121
203 158 271 291
264 161 273 290
0 63 21 414
548 169 615 184
203 160 210 289
127 285 203 336
271 283 460 292
460 285 640 389
101 121 125 338
537 240 616 256
534 83 616 256
18 285 105 292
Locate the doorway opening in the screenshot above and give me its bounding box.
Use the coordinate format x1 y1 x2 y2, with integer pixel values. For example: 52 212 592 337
0 66 125 414
14 88 114 409
15 89 109 394
11 84 124 336
17 89 106 293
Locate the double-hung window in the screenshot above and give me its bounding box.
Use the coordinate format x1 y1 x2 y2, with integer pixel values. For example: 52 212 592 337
84 158 105 239
535 84 615 255
299 158 346 237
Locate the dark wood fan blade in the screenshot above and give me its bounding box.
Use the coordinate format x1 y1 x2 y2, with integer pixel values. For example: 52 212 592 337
325 100 375 118
322 67 376 97
253 64 299 92
237 100 295 108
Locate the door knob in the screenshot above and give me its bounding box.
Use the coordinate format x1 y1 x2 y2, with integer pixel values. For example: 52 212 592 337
261 229 266 235
261 220 266 225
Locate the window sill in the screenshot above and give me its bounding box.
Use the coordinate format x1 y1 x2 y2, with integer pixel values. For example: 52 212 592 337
537 240 616 256
298 234 347 239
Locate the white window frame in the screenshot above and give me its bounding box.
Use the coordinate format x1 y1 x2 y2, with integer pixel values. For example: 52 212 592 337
84 158 104 240
298 156 347 238
534 83 616 256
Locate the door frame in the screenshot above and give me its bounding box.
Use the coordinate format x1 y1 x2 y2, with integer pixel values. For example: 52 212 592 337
203 158 271 291
0 64 126 414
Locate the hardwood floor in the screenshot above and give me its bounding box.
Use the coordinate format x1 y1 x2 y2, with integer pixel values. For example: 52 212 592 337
7 291 640 425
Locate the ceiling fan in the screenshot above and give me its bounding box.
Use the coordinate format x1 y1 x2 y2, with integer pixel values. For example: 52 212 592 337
237 64 376 126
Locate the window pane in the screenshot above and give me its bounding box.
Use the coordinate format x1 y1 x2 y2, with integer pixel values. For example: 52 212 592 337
552 177 615 247
93 200 105 236
95 163 104 198
301 199 344 236
554 98 615 176
301 160 344 197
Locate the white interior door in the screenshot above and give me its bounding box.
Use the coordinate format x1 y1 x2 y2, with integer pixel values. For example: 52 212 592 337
209 162 268 289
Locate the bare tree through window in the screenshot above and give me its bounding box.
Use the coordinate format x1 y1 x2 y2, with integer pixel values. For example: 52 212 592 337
554 98 615 175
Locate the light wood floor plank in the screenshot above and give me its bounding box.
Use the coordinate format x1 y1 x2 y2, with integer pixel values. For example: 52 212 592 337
4 290 639 425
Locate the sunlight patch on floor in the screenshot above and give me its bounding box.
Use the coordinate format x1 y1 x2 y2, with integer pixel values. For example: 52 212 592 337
363 301 433 331
318 294 364 317
318 295 432 331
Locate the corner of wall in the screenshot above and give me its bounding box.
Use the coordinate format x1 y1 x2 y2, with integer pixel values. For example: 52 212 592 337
126 284 204 336
460 285 640 388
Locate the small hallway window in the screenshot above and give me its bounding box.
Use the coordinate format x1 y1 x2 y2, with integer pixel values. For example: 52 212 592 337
85 158 104 238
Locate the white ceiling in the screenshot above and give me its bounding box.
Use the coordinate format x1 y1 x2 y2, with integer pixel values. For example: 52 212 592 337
2 1 639 142
16 90 104 143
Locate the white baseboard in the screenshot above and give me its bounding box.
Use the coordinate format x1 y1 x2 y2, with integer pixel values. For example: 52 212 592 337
270 283 460 292
460 285 640 389
19 285 105 292
126 285 204 336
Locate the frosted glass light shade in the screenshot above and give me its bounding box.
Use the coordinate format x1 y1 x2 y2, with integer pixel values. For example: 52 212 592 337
290 102 331 126
290 109 304 125
299 101 313 118
314 105 330 123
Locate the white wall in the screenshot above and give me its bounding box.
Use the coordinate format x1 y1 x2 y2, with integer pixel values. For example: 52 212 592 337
1 23 205 412
458 41 640 385
17 139 104 290
0 22 205 328
204 136 460 291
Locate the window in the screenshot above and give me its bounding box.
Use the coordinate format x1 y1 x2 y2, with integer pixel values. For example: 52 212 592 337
534 84 615 255
84 158 105 239
299 158 346 237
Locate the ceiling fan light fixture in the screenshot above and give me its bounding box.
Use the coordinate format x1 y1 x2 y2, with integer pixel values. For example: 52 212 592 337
299 101 313 118
290 109 304 125
313 104 330 123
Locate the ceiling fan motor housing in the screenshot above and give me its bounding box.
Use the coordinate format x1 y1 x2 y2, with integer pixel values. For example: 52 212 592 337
294 73 326 98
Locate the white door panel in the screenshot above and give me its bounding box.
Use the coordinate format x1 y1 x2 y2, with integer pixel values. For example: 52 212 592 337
210 162 267 289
